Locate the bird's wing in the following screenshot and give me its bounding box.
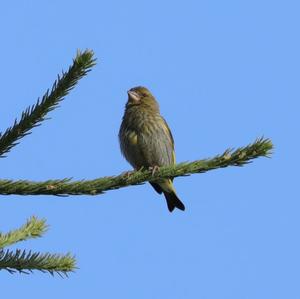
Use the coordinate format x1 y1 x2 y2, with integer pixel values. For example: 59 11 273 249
162 117 176 164
162 117 174 146
138 117 175 167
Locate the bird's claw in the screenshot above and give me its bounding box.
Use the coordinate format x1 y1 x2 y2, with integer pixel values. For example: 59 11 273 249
121 167 144 179
149 165 160 176
121 170 135 179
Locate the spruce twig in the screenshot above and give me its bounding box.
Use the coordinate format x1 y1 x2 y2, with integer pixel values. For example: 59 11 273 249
0 217 75 275
0 216 47 248
0 49 96 158
0 137 273 196
0 249 75 276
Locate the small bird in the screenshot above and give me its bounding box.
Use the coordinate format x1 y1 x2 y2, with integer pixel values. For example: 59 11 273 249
119 86 185 212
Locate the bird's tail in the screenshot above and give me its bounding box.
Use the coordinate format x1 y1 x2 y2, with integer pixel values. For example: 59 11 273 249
164 191 185 212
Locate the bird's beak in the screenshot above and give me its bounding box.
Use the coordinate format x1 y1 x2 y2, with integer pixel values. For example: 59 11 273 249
127 90 140 103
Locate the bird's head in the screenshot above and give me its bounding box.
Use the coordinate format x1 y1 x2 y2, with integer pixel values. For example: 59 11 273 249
126 86 159 111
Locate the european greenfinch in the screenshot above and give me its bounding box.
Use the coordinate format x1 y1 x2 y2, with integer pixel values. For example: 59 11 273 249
119 86 185 212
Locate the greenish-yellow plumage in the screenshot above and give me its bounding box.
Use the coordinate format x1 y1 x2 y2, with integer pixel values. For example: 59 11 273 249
119 86 185 212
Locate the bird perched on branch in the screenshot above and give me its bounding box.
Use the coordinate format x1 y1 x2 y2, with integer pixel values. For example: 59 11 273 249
119 86 185 212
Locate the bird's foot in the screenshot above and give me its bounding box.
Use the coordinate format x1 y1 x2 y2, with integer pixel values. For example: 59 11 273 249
121 170 135 179
149 165 160 176
121 167 144 179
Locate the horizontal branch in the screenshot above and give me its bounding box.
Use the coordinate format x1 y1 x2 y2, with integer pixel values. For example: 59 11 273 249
0 49 96 157
0 249 76 276
0 217 47 248
0 137 273 196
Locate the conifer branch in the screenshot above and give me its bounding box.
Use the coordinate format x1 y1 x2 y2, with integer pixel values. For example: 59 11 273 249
0 249 75 275
0 49 96 157
0 137 273 196
0 217 47 248
0 217 76 275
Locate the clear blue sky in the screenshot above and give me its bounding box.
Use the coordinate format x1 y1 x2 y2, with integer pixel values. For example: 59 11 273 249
0 0 299 298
